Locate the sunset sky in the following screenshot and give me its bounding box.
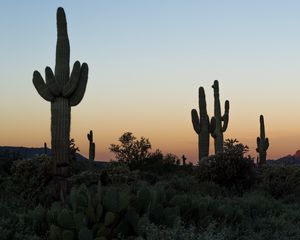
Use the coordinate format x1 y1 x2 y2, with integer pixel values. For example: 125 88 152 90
1 1 300 163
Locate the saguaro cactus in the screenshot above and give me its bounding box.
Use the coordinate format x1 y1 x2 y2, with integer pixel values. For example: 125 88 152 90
191 87 215 161
210 80 229 154
32 8 88 175
87 130 95 162
256 115 269 165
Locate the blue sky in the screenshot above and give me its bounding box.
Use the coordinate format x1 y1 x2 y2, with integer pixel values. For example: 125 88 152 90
1 1 300 161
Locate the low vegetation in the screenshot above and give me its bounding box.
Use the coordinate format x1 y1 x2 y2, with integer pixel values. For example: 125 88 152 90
1 136 300 240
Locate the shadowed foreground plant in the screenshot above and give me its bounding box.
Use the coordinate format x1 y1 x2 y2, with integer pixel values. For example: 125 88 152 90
198 139 256 193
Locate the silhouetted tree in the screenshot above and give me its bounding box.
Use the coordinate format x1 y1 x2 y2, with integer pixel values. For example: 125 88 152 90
109 132 151 166
224 138 249 157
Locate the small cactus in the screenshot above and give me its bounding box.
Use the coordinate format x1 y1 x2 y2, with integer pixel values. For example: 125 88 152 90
191 87 215 161
210 80 229 154
87 130 95 163
182 155 186 165
44 142 47 155
256 115 269 165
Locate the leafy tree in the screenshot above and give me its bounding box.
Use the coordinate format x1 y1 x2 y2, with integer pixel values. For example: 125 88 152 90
109 132 151 166
223 138 249 157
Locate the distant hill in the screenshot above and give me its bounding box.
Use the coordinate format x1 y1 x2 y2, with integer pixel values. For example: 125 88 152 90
0 146 109 168
267 150 300 165
0 146 87 161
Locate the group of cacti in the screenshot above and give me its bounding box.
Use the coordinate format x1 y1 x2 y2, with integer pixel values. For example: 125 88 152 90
191 82 269 164
32 6 270 185
191 80 229 161
31 181 185 239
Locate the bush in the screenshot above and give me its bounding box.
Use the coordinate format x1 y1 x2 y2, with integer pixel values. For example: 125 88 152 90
259 165 300 200
198 152 256 193
10 156 56 205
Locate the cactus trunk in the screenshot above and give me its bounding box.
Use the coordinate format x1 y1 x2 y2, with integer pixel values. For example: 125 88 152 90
210 80 229 154
51 97 71 167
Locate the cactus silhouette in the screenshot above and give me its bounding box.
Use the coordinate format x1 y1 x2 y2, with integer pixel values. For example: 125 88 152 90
191 87 215 161
44 142 47 155
87 130 95 162
32 7 88 175
210 80 229 154
256 115 269 165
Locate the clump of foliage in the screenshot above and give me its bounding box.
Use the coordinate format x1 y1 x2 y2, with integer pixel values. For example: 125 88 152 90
259 165 300 200
198 139 256 193
109 132 152 167
109 132 189 174
10 155 56 205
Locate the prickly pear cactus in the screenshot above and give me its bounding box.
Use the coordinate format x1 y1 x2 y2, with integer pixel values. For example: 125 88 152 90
87 130 95 163
210 80 229 154
191 87 215 161
256 115 269 165
32 7 89 176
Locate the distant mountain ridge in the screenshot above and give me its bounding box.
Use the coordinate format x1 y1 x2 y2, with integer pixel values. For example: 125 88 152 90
0 146 87 161
267 150 300 165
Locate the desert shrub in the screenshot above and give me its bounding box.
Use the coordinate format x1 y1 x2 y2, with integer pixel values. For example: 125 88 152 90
198 152 256 193
109 133 184 174
67 170 103 187
0 158 14 176
109 132 152 168
10 156 56 205
259 165 300 200
198 139 256 193
197 181 228 197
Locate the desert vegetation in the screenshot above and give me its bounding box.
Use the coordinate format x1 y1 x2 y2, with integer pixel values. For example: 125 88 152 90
1 6 299 240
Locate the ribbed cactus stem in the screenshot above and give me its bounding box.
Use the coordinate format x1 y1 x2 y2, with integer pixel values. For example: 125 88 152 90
191 87 215 161
211 80 229 154
32 7 89 178
87 130 95 162
51 97 70 167
256 115 269 165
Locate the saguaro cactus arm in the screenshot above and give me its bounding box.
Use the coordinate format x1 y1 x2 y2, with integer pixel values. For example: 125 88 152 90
45 67 61 96
210 117 216 138
33 71 55 102
191 109 201 134
264 138 269 150
62 61 81 97
221 100 229 132
69 63 89 106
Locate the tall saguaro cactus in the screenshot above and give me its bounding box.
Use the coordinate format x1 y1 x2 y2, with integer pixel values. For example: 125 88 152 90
210 80 229 154
191 87 215 161
87 130 95 162
256 115 269 165
32 8 89 175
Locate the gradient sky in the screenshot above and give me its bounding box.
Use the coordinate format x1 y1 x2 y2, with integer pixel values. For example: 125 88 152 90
1 1 300 162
